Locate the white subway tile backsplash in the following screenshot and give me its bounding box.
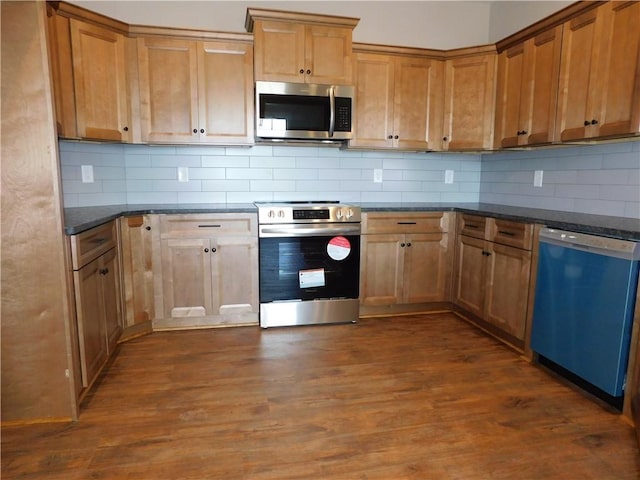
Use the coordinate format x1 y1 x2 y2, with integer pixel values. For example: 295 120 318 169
201 180 250 192
151 155 201 168
202 155 249 168
250 180 295 192
227 168 272 180
58 140 638 218
189 168 225 180
178 191 226 203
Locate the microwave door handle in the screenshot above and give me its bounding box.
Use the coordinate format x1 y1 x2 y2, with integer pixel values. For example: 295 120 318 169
329 86 335 137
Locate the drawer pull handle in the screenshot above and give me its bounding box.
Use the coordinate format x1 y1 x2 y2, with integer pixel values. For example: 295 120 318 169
397 222 417 225
198 224 221 228
465 224 479 229
91 237 108 244
498 230 516 237
99 268 109 275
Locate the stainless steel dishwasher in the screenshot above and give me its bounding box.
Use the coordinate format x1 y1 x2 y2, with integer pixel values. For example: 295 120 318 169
531 227 640 409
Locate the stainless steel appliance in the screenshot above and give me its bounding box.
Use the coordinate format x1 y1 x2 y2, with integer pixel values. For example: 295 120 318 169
255 81 354 141
531 228 640 409
256 201 361 328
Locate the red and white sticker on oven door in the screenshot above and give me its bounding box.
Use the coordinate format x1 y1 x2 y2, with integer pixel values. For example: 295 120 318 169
327 236 351 261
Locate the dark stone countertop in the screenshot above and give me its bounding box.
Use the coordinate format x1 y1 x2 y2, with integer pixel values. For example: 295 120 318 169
64 202 640 241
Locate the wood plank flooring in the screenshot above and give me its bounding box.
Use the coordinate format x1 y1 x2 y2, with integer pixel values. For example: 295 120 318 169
2 313 639 479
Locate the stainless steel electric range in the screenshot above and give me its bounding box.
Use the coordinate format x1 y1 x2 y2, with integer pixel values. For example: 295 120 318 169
255 201 361 328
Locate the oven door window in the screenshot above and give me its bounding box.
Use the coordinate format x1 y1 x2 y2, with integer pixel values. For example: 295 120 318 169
259 235 360 302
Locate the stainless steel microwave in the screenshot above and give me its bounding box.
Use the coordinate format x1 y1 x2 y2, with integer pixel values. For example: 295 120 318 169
255 81 354 141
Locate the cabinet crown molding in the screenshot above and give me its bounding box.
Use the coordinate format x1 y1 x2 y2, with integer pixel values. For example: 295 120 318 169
496 0 604 52
245 7 359 32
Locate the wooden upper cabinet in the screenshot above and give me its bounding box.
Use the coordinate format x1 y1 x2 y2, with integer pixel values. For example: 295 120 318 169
494 26 562 148
556 1 640 141
137 37 199 143
247 9 358 85
69 20 130 141
137 36 254 144
198 41 254 144
351 50 443 150
442 48 497 150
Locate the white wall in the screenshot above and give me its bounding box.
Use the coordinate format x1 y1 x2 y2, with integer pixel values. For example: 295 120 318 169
69 1 572 49
488 1 573 43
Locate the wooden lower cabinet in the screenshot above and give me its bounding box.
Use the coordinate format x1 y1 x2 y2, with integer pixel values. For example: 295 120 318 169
71 222 122 390
153 214 259 329
360 212 453 307
453 214 533 349
118 215 154 340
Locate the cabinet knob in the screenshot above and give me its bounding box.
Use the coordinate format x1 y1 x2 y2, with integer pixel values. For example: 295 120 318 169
306 69 311 75
591 119 598 125
145 226 151 231
211 247 217 253
99 268 109 275
200 128 205 134
204 248 209 253
394 135 399 139
299 69 304 74
193 128 198 134
400 243 406 247
443 136 448 141
406 242 411 247
123 126 129 132
388 135 393 139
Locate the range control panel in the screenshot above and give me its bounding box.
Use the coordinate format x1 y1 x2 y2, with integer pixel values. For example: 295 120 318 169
256 202 361 224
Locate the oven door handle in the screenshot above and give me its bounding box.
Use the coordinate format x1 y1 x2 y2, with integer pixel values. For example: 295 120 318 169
259 225 361 237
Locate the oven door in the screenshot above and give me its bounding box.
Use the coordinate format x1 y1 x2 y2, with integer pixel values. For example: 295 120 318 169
259 233 360 303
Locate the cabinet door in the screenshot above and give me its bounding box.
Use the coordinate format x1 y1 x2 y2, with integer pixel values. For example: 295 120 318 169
393 57 444 150
119 216 154 330
443 53 496 150
494 43 526 148
198 41 254 144
484 243 531 341
403 233 449 303
592 1 640 138
351 53 395 148
137 37 199 143
454 234 486 318
305 25 353 85
360 234 403 305
555 8 600 142
210 236 259 323
101 248 122 354
69 19 130 141
160 237 213 318
523 26 563 145
74 257 108 388
253 20 305 82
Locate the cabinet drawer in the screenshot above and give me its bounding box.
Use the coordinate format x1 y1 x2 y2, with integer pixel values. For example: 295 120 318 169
489 218 533 250
457 214 487 239
160 214 257 237
70 221 117 270
363 212 450 234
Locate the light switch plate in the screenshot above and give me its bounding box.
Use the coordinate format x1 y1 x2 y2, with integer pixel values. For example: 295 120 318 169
373 169 383 183
178 166 189 182
445 170 454 184
534 170 544 187
81 165 94 183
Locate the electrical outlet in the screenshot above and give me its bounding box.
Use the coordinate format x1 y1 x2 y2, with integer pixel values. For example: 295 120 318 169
445 170 454 184
81 165 94 183
534 170 544 187
373 169 383 183
178 166 189 182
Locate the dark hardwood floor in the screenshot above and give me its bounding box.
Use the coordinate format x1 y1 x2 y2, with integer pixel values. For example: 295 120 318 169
2 313 639 479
